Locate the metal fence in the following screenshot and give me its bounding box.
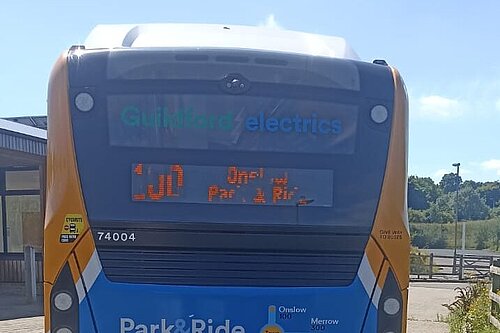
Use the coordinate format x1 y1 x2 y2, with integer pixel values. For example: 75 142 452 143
0 251 43 283
411 253 498 281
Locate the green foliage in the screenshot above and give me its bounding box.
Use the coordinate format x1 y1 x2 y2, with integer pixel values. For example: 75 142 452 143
407 174 498 249
408 176 441 210
490 206 500 219
444 281 486 313
422 185 490 223
410 223 448 248
427 195 454 223
463 180 480 190
478 181 500 208
408 208 427 223
446 282 496 333
440 172 462 194
458 186 490 221
410 247 430 274
492 218 500 251
406 175 496 225
410 219 500 250
475 224 492 250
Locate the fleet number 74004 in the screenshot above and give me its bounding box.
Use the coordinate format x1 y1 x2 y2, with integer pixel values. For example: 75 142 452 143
97 232 136 242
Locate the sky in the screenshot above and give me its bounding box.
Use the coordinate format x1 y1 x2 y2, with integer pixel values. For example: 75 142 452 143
1 0 499 182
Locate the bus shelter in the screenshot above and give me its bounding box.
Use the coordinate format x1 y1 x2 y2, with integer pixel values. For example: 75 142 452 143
0 117 46 282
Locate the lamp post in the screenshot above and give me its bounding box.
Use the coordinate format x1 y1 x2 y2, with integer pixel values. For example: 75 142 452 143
452 162 460 271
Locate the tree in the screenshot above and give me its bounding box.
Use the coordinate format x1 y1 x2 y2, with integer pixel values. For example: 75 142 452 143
408 208 428 223
457 186 490 221
491 206 500 219
439 172 462 194
462 180 480 190
427 195 454 223
408 176 440 210
477 181 500 208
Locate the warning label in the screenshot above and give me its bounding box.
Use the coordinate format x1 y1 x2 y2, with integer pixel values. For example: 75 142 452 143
60 214 84 243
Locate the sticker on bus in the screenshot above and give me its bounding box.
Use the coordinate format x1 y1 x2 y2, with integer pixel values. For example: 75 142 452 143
59 214 84 243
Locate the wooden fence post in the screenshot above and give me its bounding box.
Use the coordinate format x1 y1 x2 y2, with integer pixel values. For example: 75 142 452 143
24 245 37 303
459 255 464 280
489 260 500 329
429 253 434 279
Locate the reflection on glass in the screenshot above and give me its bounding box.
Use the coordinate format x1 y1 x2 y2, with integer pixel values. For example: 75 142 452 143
6 195 41 252
6 170 40 191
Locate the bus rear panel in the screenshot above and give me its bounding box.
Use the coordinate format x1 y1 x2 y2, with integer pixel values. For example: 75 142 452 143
45 24 409 333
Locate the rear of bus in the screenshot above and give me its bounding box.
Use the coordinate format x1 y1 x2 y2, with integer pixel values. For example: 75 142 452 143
45 24 409 333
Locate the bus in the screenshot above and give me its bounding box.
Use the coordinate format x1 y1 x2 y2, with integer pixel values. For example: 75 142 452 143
45 24 409 333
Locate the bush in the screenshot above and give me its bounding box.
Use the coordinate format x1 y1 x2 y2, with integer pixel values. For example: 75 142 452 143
408 208 428 223
475 224 493 250
410 247 430 275
411 219 500 250
490 206 500 219
445 282 497 333
410 223 448 248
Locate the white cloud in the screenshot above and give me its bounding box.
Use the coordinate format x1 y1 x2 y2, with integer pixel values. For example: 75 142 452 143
432 168 449 182
460 168 472 176
416 95 462 119
258 14 283 29
410 79 500 120
431 167 469 183
481 159 500 175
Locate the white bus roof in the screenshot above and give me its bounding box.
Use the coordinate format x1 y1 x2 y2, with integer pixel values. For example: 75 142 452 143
84 23 360 60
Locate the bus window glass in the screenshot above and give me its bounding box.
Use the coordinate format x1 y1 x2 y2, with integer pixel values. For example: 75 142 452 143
106 51 361 91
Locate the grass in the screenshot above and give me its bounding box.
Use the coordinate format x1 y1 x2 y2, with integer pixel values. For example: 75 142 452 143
411 218 500 251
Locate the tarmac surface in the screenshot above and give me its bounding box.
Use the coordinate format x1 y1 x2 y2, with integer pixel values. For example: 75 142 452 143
407 282 468 333
0 283 43 332
0 282 468 333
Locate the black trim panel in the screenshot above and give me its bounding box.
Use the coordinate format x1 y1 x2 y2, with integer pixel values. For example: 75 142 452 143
94 222 368 287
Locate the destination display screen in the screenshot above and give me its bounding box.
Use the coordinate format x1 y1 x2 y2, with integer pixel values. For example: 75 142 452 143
108 94 358 154
132 164 333 207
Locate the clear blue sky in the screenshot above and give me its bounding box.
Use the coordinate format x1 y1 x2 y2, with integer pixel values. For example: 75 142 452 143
1 0 499 182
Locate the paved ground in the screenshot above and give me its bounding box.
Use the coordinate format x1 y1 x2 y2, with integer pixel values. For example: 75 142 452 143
0 282 466 332
0 283 43 332
407 282 468 333
0 316 44 333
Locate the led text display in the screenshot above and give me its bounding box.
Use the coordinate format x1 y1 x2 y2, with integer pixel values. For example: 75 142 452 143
132 164 333 207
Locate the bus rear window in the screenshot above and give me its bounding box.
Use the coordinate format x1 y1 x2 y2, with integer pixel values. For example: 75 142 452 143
107 94 358 154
